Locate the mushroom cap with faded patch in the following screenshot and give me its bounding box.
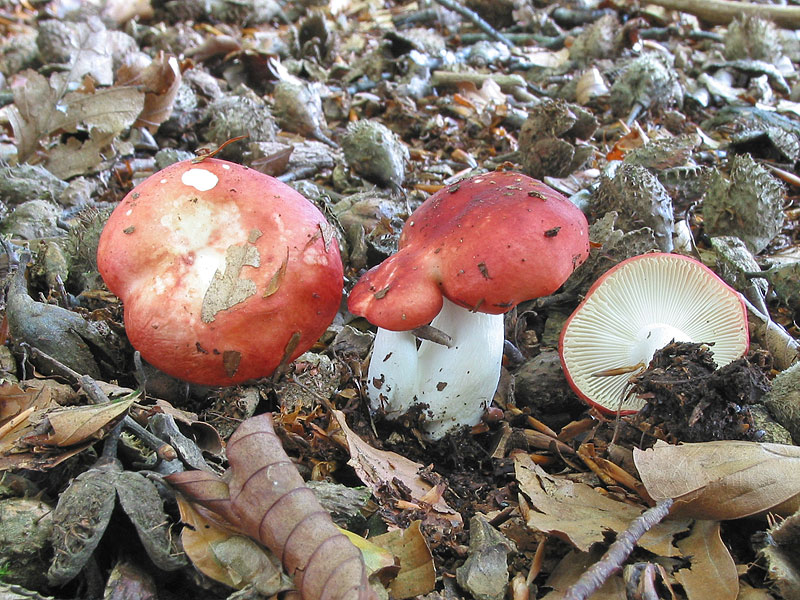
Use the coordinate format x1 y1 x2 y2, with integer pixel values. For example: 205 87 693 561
559 253 750 414
348 171 590 330
97 158 343 385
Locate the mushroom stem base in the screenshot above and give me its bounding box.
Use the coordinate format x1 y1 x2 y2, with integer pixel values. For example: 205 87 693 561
367 298 504 440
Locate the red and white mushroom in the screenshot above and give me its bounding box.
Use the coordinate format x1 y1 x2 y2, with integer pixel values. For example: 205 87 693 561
97 158 343 386
349 171 589 439
559 253 749 414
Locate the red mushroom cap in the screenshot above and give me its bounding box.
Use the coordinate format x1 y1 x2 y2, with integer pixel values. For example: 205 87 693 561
348 172 590 329
97 158 343 385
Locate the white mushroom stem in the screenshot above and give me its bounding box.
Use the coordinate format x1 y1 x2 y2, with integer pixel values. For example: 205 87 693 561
367 297 505 440
629 323 693 368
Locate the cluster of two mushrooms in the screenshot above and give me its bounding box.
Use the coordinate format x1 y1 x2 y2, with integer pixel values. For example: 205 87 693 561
347 173 749 432
97 159 748 436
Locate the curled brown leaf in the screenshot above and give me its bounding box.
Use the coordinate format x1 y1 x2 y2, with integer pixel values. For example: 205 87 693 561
168 414 377 600
634 440 800 520
117 52 182 133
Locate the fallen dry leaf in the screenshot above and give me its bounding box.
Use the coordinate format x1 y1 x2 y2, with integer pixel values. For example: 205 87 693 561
0 380 74 468
117 52 182 133
0 379 70 428
332 410 462 527
340 528 397 577
8 69 144 163
634 440 800 519
167 413 377 600
540 547 626 599
370 521 436 599
102 0 153 24
455 79 507 115
29 397 134 447
576 67 609 106
44 131 118 179
176 495 292 595
515 454 689 554
675 520 738 600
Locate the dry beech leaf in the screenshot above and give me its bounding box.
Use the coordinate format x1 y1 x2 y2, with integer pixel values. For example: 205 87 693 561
58 19 115 86
175 496 292 594
332 410 462 527
102 0 154 24
167 413 378 600
44 131 117 179
633 440 800 520
7 70 60 162
516 47 570 69
185 35 242 63
0 382 93 471
540 548 626 600
576 67 610 106
8 69 145 163
455 79 507 114
340 529 397 576
0 381 69 464
515 454 689 554
674 520 738 600
0 380 70 427
369 521 436 599
44 86 144 136
28 398 134 447
117 52 182 132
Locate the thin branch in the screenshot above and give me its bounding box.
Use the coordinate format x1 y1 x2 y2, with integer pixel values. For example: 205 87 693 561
24 344 177 460
563 498 674 600
432 0 514 48
646 0 800 28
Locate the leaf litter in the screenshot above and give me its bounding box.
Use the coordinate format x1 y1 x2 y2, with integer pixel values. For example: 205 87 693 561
0 0 799 598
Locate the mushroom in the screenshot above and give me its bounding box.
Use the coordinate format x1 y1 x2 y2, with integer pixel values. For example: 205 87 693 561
348 171 589 439
97 158 343 386
559 253 749 414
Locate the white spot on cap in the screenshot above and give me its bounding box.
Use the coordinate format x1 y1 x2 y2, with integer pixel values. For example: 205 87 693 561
222 164 231 170
181 168 219 192
160 179 168 184
125 209 133 216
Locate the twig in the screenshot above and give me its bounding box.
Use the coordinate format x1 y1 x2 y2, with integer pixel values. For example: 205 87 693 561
24 344 177 459
412 324 454 348
432 0 514 48
563 498 674 600
459 32 565 48
646 0 800 28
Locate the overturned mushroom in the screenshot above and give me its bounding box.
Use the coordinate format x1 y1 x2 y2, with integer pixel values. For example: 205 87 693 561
349 172 589 439
559 253 749 414
97 158 343 386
